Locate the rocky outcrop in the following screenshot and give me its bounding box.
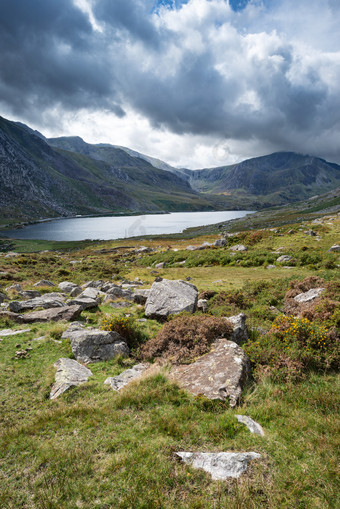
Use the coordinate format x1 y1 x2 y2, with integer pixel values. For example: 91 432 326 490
175 452 261 480
50 358 93 399
62 326 129 363
104 363 150 391
170 339 250 407
145 279 198 319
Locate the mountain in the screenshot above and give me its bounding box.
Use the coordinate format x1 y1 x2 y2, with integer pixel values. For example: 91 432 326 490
186 152 340 207
0 117 215 222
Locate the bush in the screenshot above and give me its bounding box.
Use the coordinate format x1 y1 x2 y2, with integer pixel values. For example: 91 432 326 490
141 314 233 364
101 315 148 351
244 315 339 383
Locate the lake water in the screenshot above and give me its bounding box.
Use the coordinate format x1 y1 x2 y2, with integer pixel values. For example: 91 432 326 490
3 211 253 241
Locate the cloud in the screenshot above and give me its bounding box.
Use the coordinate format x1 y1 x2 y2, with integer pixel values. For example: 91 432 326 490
0 0 339 166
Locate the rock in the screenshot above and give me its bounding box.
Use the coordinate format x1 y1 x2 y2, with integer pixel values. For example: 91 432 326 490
155 262 166 269
0 328 31 337
81 280 104 289
58 281 81 293
104 363 150 391
0 292 7 303
226 313 249 344
175 452 261 480
50 358 93 399
305 230 317 236
186 245 199 251
230 244 247 252
170 339 250 407
105 287 133 300
109 301 131 308
79 287 104 300
9 294 66 313
33 280 55 287
69 286 83 297
18 305 82 323
294 288 325 303
136 246 152 253
328 244 340 252
214 238 227 247
18 290 41 299
235 415 265 436
145 279 198 319
266 265 276 270
67 297 99 310
276 255 293 263
7 284 22 292
133 289 151 304
197 299 208 312
62 326 130 363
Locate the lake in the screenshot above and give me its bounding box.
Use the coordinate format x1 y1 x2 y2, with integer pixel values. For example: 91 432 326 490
3 211 253 241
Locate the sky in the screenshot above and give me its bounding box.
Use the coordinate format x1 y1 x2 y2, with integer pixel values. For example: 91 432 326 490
0 0 339 169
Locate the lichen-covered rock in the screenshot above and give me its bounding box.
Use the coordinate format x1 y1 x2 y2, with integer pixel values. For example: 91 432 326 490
276 255 293 263
50 358 93 399
175 452 261 480
104 363 150 391
145 279 198 319
294 288 325 303
226 313 249 344
18 305 82 323
66 297 99 310
58 281 81 294
170 339 250 407
9 294 66 313
230 244 247 252
235 415 265 436
214 238 227 247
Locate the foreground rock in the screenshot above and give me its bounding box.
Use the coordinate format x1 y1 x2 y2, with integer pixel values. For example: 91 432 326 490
9 294 66 313
170 339 250 407
175 452 261 480
104 363 150 391
235 415 265 436
50 358 93 399
145 279 198 319
19 305 82 323
62 326 129 363
226 313 249 344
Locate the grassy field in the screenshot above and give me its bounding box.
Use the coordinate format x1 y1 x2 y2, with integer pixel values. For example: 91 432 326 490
0 212 339 508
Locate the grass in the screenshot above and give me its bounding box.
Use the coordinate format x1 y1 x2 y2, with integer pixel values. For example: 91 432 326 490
0 212 339 508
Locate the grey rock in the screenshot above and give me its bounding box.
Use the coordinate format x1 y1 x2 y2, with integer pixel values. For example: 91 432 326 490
294 288 325 303
18 305 82 323
276 255 293 263
186 245 199 251
235 415 265 436
230 244 248 252
79 287 104 300
7 284 22 292
109 301 132 308
50 358 93 399
62 327 130 363
145 279 198 319
136 246 152 253
328 244 340 252
306 229 317 236
0 292 7 303
18 290 41 299
58 281 81 294
67 297 99 310
133 289 151 304
170 339 250 407
0 328 31 337
69 286 83 297
9 294 66 313
266 265 276 269
197 299 208 312
105 287 133 300
226 313 249 344
33 280 55 287
81 280 104 289
155 262 166 269
214 238 227 247
175 452 261 480
104 363 150 391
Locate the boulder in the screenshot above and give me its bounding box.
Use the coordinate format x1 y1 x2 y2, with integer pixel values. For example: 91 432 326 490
175 452 261 480
62 326 129 363
105 287 133 300
235 415 265 436
155 262 166 269
294 288 325 303
145 279 198 319
104 363 150 391
66 297 99 310
197 299 208 312
18 305 82 323
0 292 7 303
79 287 104 300
214 238 227 247
18 290 41 299
186 245 199 251
7 284 22 292
170 339 250 407
133 289 151 304
230 244 247 252
81 280 104 289
328 244 340 252
58 281 81 294
33 280 55 287
226 313 249 344
276 255 293 263
9 294 66 313
50 358 93 399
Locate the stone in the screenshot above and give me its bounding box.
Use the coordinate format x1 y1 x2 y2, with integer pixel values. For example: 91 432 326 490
62 326 130 363
197 299 208 312
79 287 104 300
170 339 250 407
18 290 41 299
266 265 276 269
18 305 82 323
136 246 152 253
226 313 249 344
69 286 83 297
0 328 31 337
58 281 81 293
50 358 93 399
305 229 317 236
175 452 261 480
81 280 104 289
155 262 166 269
66 297 99 310
214 238 227 247
230 244 247 252
104 363 150 391
276 255 293 263
9 294 66 313
0 292 7 303
105 287 133 300
145 279 198 319
109 301 131 308
133 289 151 304
235 415 265 436
328 244 340 252
7 284 22 292
294 288 325 303
186 245 199 251
33 280 55 287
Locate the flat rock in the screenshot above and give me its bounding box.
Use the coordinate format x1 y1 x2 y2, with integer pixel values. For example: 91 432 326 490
50 358 93 399
62 326 130 363
145 279 198 319
0 328 31 337
294 288 325 303
235 415 265 436
58 281 81 294
170 339 250 407
276 255 293 263
104 363 150 391
9 294 66 313
18 305 82 323
226 313 249 344
18 290 41 299
67 297 99 310
230 244 247 252
175 452 261 480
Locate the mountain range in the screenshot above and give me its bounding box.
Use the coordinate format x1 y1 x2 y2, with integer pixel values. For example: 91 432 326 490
1 115 340 222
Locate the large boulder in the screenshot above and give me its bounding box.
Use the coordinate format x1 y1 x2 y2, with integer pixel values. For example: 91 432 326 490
104 363 150 391
175 452 261 480
9 294 66 313
50 358 93 399
170 339 250 407
58 281 81 294
62 326 129 363
226 313 249 344
19 305 82 323
145 279 198 319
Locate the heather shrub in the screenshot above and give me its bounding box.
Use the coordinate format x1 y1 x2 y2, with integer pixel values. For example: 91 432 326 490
101 315 148 350
141 314 233 364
